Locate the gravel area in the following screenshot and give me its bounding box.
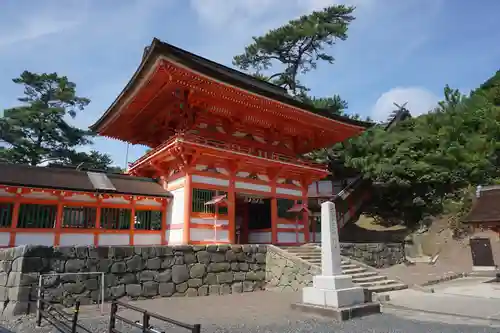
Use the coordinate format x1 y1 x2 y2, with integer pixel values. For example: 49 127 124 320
1 311 499 333
1 291 499 332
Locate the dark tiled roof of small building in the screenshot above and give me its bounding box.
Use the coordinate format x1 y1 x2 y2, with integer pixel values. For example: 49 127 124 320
0 163 171 197
464 188 500 223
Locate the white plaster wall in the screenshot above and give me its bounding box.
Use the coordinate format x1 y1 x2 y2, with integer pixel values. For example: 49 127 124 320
167 177 186 190
236 172 249 178
167 188 185 226
248 231 271 244
190 228 229 242
0 188 15 197
277 223 304 229
64 194 97 202
0 232 10 246
277 231 305 244
190 218 229 226
192 175 229 187
99 234 130 246
135 198 162 207
16 233 55 246
102 197 130 204
134 233 162 245
59 233 94 246
235 181 271 192
166 229 184 244
276 187 302 197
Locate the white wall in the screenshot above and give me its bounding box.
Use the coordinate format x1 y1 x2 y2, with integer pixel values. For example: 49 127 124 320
167 187 185 226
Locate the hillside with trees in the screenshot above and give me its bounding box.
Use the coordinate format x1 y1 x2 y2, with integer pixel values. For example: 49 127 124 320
0 71 122 172
328 71 500 232
234 4 500 233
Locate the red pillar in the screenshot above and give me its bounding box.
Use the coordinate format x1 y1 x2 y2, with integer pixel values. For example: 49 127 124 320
302 190 309 243
183 174 192 244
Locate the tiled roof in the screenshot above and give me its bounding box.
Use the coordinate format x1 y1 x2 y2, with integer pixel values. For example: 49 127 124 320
0 163 171 197
90 38 373 131
463 188 500 223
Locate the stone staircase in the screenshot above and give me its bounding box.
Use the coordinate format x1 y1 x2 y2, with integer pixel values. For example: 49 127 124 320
280 244 407 293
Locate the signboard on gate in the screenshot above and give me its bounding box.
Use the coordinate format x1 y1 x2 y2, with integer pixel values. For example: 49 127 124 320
243 196 264 204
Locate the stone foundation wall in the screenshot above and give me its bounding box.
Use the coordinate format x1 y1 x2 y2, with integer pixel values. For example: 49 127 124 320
340 242 404 268
265 246 319 292
0 244 267 316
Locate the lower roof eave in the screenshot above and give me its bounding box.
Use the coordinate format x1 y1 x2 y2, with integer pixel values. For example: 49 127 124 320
0 182 171 199
129 138 330 177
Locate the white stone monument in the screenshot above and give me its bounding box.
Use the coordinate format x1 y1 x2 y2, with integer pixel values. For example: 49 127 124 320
292 201 380 320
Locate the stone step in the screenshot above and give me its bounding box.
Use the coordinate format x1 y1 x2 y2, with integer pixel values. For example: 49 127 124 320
284 249 321 255
365 283 407 293
349 271 379 279
351 275 388 283
298 260 352 267
356 279 399 287
293 253 322 258
278 245 409 294
342 267 367 275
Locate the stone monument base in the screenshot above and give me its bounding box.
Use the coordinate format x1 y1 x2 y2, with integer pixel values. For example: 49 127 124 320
291 301 381 321
304 275 365 308
291 274 381 321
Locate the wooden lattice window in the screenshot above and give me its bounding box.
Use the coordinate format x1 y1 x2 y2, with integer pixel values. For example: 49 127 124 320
0 203 13 228
17 204 57 229
62 206 97 229
135 210 162 230
100 208 131 230
192 189 228 215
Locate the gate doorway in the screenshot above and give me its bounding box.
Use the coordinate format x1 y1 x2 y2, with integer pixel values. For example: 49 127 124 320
470 237 496 271
235 194 271 244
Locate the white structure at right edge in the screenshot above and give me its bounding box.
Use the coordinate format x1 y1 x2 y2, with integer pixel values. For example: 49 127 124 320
302 201 365 308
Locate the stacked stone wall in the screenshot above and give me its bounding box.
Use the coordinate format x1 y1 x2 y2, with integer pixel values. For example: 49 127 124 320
340 242 404 268
0 244 267 316
265 246 319 292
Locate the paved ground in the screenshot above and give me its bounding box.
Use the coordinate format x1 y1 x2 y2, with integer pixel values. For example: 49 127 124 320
380 261 472 286
387 277 500 321
2 290 500 332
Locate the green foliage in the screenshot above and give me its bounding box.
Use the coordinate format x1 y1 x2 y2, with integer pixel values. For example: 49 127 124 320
331 71 500 227
473 70 500 106
0 71 118 171
443 186 475 238
233 5 355 117
299 94 349 116
48 150 124 173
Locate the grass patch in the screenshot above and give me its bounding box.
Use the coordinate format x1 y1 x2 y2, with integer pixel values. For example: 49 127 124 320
355 214 407 231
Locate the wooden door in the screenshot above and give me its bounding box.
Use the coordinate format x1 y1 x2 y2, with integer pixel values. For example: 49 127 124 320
470 237 495 267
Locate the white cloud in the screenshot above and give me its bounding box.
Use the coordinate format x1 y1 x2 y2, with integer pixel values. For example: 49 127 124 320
188 0 374 30
0 1 88 48
371 87 439 122
0 18 79 47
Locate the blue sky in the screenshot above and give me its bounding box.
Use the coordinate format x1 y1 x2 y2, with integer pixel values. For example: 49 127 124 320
0 0 499 168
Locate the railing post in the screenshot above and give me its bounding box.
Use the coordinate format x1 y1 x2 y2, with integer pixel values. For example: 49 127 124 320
142 312 150 333
108 301 117 333
71 301 80 333
36 275 43 327
36 302 43 328
192 323 201 333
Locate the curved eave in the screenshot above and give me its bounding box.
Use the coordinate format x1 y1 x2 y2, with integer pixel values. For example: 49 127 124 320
90 38 373 133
